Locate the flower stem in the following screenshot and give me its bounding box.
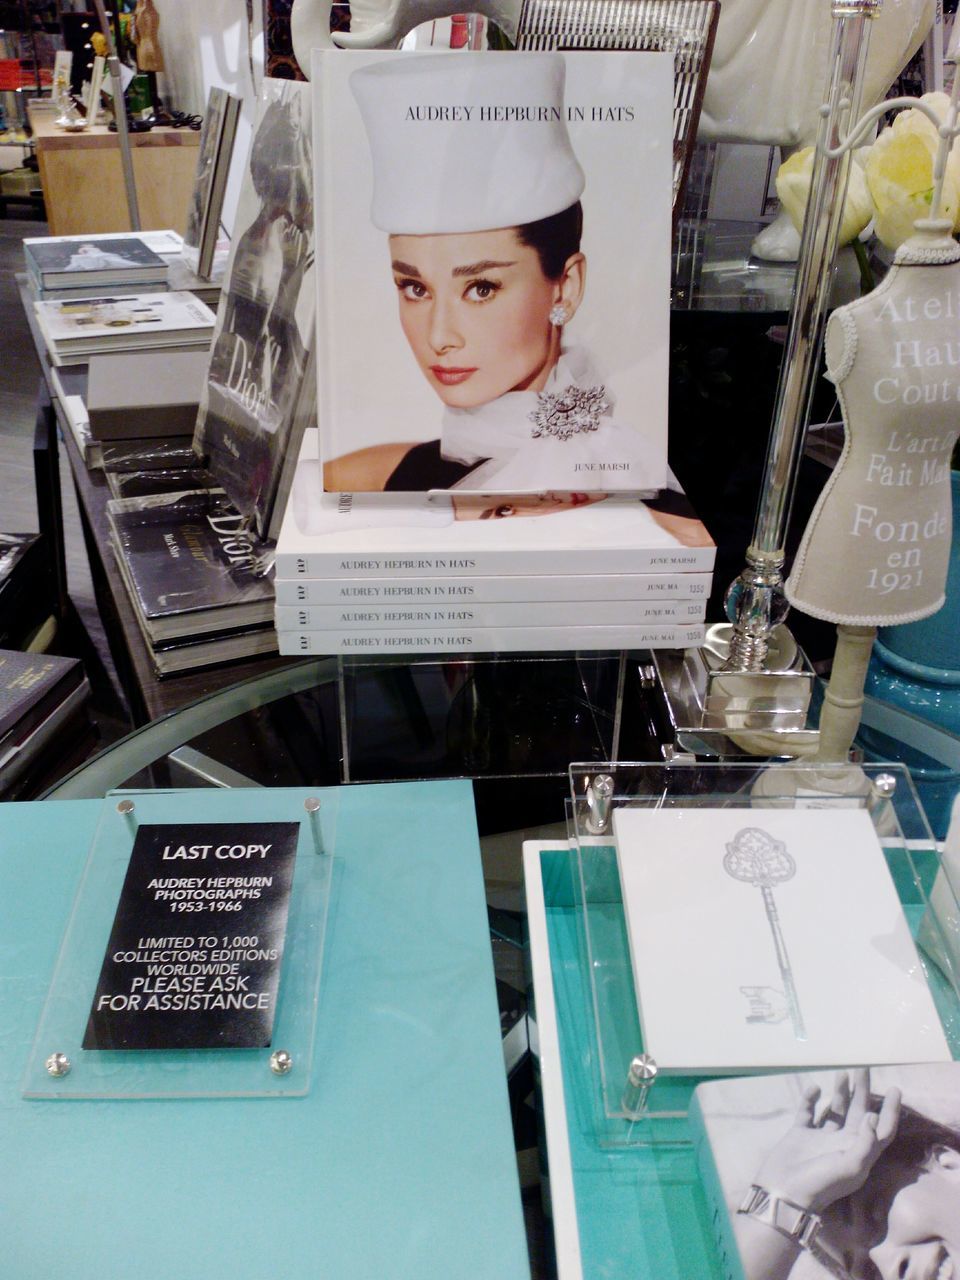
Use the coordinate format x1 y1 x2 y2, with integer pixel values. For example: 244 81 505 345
852 239 875 295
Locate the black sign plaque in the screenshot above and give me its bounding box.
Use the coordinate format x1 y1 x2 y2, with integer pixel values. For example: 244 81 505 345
83 821 299 1051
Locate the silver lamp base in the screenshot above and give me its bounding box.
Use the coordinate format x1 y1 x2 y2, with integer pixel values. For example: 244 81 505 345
650 623 819 757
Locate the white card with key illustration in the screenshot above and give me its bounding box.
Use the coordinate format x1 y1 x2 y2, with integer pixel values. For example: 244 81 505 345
612 806 951 1074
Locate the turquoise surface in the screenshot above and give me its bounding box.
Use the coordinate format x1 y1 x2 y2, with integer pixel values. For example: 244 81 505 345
23 787 337 1098
1 783 530 1280
541 846 723 1280
538 838 960 1280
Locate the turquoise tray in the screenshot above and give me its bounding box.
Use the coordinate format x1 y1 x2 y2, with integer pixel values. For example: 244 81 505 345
535 840 960 1280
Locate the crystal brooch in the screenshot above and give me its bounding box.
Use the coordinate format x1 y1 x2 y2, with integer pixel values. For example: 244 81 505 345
528 384 609 442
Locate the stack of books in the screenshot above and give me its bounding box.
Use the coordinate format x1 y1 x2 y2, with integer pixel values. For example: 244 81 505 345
0 649 92 797
23 233 170 300
35 292 216 366
106 489 277 676
274 435 713 656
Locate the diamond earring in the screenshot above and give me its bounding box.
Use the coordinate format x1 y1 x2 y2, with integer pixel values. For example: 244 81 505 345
549 303 569 327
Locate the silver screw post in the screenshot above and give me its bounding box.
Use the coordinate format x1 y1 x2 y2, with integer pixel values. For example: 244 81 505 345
270 1049 293 1076
585 774 614 835
304 797 325 855
45 1052 71 1078
621 1053 658 1119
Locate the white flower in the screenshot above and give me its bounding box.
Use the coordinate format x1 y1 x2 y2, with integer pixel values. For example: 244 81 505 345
776 146 874 247
864 93 960 249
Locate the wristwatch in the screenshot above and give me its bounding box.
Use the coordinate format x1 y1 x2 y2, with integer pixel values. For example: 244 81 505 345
737 1184 823 1249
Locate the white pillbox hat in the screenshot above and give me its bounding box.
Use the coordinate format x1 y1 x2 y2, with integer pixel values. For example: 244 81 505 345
350 52 586 235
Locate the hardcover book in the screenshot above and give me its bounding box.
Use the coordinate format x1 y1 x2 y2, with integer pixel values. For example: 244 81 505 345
275 440 715 579
57 393 101 467
0 677 92 798
24 234 169 289
26 230 184 255
278 622 705 656
106 468 219 501
275 569 713 605
0 533 41 588
107 490 275 642
183 86 242 281
0 534 50 648
275 599 705 629
314 49 673 496
0 648 85 744
35 292 215 365
27 280 168 303
690 1064 960 1280
101 437 202 473
136 624 278 676
612 806 951 1074
86 348 211 440
194 77 316 543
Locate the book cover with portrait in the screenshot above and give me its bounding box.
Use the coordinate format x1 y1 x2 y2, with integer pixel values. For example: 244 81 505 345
690 1064 960 1280
313 49 673 496
194 79 316 542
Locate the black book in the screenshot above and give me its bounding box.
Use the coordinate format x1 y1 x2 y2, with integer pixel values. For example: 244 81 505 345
107 467 219 502
194 79 315 543
0 648 85 745
0 534 53 649
100 437 203 473
0 698 96 800
144 623 279 676
107 490 275 642
0 533 42 588
24 235 169 289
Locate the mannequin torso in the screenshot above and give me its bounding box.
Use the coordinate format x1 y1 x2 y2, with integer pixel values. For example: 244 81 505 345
786 227 960 626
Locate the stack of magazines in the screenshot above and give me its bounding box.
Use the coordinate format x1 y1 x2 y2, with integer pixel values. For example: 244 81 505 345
106 490 277 676
273 435 713 656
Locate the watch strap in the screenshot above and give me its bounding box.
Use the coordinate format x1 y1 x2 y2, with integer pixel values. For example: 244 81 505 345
737 1184 822 1250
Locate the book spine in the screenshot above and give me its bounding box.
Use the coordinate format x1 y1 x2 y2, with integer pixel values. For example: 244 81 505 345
687 1093 747 1280
276 600 706 629
275 572 714 604
278 623 705 655
274 547 716 578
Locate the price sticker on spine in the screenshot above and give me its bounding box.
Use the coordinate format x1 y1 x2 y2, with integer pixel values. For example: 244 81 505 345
83 822 299 1051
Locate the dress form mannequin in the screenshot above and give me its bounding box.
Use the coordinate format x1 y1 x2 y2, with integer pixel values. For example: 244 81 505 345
786 223 960 626
785 220 960 761
133 0 164 73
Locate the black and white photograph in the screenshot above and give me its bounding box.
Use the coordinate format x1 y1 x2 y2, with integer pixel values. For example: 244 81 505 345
195 78 315 541
693 1064 960 1280
314 49 673 496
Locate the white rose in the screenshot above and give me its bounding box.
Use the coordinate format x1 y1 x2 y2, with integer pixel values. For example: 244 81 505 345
776 146 874 247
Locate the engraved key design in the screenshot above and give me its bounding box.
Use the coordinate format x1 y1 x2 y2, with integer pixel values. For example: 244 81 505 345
723 827 806 1041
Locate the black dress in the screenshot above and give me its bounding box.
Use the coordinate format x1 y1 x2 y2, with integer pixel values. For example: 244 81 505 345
384 440 485 491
